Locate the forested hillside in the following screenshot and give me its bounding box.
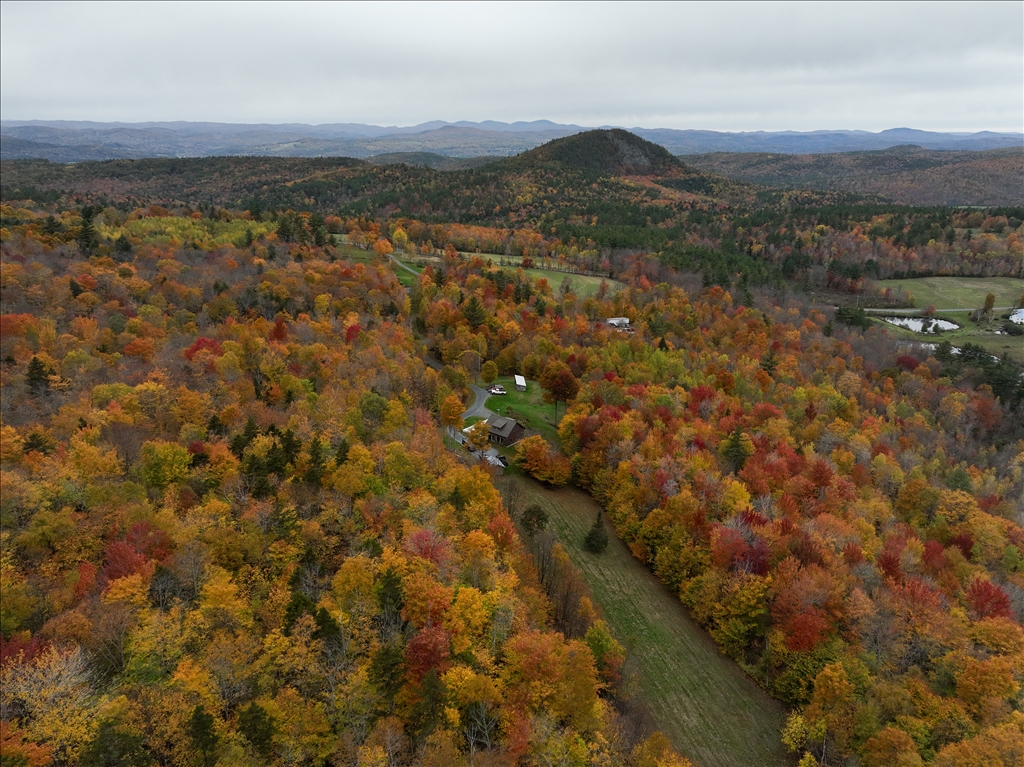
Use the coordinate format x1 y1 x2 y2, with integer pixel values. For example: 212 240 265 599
683 147 1024 207
0 213 695 766
2 129 1024 766
4 130 1022 300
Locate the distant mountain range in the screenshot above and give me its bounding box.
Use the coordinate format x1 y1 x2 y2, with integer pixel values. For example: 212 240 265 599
2 120 1021 163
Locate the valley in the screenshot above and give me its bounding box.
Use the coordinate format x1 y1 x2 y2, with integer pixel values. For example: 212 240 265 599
1 127 1023 767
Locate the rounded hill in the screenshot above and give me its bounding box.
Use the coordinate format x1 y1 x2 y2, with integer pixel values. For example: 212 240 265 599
508 128 682 175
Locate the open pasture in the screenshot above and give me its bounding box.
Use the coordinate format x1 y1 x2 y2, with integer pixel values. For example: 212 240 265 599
876 276 1022 311
508 477 792 767
471 253 624 298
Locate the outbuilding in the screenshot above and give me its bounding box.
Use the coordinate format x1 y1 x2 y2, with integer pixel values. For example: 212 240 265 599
514 374 527 392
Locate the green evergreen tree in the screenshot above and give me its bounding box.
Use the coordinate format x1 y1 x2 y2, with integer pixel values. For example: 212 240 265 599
369 643 407 708
720 426 755 474
584 512 609 554
237 702 276 758
411 669 446 741
521 504 548 538
187 705 219 767
463 295 486 328
77 214 97 254
312 606 344 655
304 434 327 486
945 466 974 493
276 216 294 242
80 720 154 767
283 590 316 632
27 355 51 396
335 436 350 464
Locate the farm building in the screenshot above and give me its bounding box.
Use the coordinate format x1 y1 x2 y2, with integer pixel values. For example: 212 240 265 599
606 317 630 328
514 374 527 392
485 414 525 446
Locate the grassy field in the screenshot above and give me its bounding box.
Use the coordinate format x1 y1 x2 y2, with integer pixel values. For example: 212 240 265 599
866 277 1024 363
468 252 624 298
330 237 423 286
507 476 791 767
363 245 624 298
485 377 562 445
876 276 1023 311
866 307 1023 363
871 311 1024 363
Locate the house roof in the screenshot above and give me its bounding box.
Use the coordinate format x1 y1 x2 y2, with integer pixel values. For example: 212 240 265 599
486 414 521 438
514 375 526 386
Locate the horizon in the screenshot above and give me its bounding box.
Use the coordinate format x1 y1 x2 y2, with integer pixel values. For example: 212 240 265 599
3 119 1021 137
2 2 1021 133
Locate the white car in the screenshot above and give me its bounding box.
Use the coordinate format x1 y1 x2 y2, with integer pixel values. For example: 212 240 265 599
487 385 506 395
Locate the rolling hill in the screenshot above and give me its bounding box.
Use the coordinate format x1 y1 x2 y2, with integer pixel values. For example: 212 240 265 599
3 119 1020 163
683 145 1024 206
0 130 777 215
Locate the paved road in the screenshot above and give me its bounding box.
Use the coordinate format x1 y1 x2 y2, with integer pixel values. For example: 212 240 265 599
388 254 421 277
463 384 496 421
423 355 496 422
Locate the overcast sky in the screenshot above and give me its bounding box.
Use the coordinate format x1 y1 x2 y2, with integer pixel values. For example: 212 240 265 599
2 1 1021 132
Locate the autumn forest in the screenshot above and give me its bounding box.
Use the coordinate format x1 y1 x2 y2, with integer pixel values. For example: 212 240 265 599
1 129 1023 767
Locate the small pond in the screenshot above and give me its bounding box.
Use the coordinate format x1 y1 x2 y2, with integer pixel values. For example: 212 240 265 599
883 316 960 333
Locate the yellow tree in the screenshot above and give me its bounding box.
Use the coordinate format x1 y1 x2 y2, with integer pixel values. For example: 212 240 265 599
806 663 857 756
440 394 464 448
861 727 923 767
0 647 96 763
466 420 491 453
481 360 498 386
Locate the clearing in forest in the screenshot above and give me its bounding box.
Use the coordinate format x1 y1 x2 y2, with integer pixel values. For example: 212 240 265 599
485 377 562 446
876 276 1022 311
507 477 791 767
472 253 624 298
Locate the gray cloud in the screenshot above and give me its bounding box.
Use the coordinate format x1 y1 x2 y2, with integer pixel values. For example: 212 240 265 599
1 0 1021 131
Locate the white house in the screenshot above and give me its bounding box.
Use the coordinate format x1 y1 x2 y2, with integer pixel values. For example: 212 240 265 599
606 317 630 329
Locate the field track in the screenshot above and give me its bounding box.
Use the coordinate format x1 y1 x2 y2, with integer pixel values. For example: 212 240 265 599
509 477 792 767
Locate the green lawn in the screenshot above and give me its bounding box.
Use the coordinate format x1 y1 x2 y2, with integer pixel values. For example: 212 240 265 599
485 377 562 446
507 477 791 767
876 276 1023 311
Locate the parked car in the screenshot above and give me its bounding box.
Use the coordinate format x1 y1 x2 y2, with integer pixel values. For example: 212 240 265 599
487 385 506 395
